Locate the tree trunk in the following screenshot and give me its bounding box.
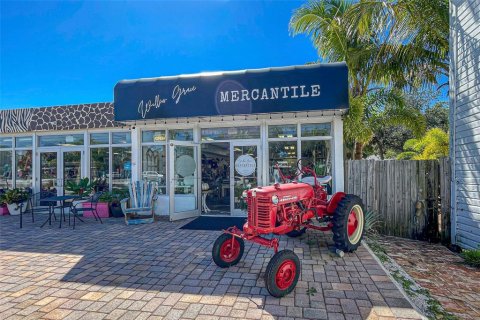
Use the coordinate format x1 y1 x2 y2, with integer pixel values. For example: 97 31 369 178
354 142 364 160
378 143 385 160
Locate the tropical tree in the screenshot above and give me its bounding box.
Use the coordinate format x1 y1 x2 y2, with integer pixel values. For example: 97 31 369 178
289 0 447 159
346 0 449 88
397 128 449 160
425 102 449 132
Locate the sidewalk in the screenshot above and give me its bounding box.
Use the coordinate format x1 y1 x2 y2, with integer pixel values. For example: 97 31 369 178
0 215 423 319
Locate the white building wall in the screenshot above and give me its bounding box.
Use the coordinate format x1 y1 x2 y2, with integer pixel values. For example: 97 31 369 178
450 0 480 249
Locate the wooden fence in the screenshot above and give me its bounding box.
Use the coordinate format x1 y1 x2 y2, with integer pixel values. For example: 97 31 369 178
344 158 451 242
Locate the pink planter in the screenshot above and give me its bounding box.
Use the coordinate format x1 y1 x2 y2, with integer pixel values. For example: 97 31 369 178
0 205 9 216
81 202 110 218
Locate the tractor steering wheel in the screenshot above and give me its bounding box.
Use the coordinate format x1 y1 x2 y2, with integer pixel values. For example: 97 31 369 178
297 158 316 175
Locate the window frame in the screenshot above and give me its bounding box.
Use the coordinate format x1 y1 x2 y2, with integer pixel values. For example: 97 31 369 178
140 129 168 194
267 122 333 183
88 131 132 193
0 135 34 189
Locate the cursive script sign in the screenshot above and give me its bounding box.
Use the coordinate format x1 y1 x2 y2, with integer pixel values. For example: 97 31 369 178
172 85 196 104
138 95 167 119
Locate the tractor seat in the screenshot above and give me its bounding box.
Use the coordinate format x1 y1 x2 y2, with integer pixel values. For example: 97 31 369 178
301 175 332 186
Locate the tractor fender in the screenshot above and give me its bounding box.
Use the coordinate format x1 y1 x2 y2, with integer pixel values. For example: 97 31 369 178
326 192 346 214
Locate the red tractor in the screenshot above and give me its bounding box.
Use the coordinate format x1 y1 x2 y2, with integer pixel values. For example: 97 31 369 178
212 159 365 297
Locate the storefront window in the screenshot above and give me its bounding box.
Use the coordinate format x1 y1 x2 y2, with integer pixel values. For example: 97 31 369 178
169 129 193 141
301 140 331 176
268 125 297 138
0 150 12 189
38 134 84 147
112 147 131 193
142 130 166 143
201 126 260 141
269 141 297 183
15 136 32 148
112 132 131 144
0 137 13 149
15 150 32 189
90 133 109 145
301 123 331 137
142 145 167 194
90 148 109 191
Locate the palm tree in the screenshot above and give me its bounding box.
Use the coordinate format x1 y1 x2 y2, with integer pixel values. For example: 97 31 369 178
289 0 442 159
346 0 449 88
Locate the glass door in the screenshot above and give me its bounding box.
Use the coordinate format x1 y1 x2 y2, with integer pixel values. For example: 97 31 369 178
39 150 60 195
169 142 200 221
38 148 83 196
62 150 82 195
230 142 261 216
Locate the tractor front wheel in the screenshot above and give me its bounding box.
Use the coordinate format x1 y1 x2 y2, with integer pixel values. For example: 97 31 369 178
286 227 306 238
265 250 300 297
212 233 244 268
332 194 365 252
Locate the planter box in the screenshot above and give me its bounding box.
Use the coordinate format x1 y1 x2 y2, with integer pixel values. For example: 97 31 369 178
6 202 25 216
0 205 9 216
81 202 110 218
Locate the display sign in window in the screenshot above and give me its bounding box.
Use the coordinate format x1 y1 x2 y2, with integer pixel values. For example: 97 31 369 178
142 130 166 143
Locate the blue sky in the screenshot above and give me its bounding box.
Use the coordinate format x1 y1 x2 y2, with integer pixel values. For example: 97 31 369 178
1 0 319 109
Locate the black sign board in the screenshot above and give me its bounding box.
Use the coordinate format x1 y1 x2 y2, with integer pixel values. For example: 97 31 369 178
113 62 349 121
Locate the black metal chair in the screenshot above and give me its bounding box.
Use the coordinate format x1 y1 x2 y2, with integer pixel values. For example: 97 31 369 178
20 190 56 228
70 192 103 229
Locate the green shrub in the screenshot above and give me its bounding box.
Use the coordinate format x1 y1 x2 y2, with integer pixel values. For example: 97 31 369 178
461 247 480 268
0 188 29 204
65 177 95 196
364 210 383 238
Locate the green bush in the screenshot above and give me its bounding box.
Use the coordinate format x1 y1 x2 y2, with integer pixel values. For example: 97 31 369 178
65 177 95 196
0 188 29 204
364 210 383 238
461 247 480 268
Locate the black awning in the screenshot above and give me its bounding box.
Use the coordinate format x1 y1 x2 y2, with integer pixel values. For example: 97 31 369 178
113 62 349 121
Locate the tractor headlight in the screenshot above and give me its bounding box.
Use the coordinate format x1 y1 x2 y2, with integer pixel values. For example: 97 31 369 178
242 190 248 198
272 195 279 205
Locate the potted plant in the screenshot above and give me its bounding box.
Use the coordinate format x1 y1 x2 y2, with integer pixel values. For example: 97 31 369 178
110 191 127 218
0 188 28 216
65 177 95 197
0 189 8 215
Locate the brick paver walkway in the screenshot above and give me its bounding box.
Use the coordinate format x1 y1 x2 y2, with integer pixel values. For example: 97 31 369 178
0 215 422 319
378 236 480 319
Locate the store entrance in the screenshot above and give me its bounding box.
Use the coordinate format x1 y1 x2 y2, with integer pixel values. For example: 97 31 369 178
36 148 84 196
201 143 230 214
168 142 200 221
201 141 261 216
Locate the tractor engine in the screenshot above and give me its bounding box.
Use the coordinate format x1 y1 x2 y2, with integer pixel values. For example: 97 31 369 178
244 182 314 233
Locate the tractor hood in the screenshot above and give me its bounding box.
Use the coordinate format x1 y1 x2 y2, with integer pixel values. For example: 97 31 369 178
248 182 314 202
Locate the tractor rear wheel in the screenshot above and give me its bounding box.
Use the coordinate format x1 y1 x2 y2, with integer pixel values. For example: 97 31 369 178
212 233 244 268
286 227 306 238
265 250 300 297
332 194 365 252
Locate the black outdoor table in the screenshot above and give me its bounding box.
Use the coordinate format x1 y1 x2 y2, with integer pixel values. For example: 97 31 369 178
40 195 81 228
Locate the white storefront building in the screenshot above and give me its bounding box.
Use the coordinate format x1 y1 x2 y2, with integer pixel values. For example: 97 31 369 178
0 63 349 221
